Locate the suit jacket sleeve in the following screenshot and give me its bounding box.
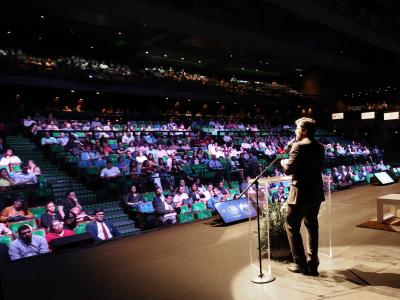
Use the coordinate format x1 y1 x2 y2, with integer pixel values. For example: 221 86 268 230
86 223 100 241
283 143 300 175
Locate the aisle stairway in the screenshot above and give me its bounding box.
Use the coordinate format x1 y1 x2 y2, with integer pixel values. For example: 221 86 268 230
6 135 140 236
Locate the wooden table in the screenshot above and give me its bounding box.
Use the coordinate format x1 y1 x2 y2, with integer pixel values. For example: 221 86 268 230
377 194 400 223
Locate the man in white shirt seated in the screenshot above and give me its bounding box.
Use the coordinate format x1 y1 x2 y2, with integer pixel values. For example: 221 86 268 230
0 149 22 167
122 132 135 144
86 209 119 242
100 161 121 179
156 144 168 158
41 132 59 146
23 116 36 128
57 132 69 146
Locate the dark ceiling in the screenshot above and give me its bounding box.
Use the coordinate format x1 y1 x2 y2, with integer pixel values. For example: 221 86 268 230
2 0 400 83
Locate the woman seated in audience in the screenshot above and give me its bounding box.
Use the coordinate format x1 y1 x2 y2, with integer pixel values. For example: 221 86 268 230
188 183 204 204
40 201 63 230
124 185 144 210
27 159 41 176
0 168 15 188
63 211 77 230
0 198 34 222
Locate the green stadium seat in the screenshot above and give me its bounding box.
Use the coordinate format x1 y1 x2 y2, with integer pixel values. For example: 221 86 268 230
0 234 13 246
230 181 240 189
180 205 190 214
74 221 93 234
192 202 206 212
9 164 22 173
177 213 195 224
32 228 46 237
195 209 212 220
30 206 46 219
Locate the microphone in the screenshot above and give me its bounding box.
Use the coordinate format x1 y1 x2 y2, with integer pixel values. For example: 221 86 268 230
284 139 296 152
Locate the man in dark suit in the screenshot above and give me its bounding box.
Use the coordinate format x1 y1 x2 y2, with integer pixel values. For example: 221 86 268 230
281 117 325 276
154 193 177 226
86 209 119 242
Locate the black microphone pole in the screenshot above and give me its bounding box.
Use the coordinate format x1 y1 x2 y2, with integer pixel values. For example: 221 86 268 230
237 149 289 284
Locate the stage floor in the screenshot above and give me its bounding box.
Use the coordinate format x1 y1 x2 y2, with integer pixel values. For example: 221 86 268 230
1 183 400 300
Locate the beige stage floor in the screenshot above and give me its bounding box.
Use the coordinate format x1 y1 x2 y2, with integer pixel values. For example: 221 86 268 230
1 183 400 300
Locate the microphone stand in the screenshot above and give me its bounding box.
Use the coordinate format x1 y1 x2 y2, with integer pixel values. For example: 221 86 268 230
237 150 288 284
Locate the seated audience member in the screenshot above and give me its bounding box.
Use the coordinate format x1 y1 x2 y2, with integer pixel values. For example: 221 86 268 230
0 222 12 235
23 115 36 128
218 181 231 198
80 145 99 166
57 132 69 146
0 198 34 222
122 132 135 145
45 220 75 246
86 209 119 242
207 187 226 213
41 132 59 146
70 206 94 223
271 185 288 203
175 179 190 195
124 185 144 210
58 191 82 219
202 184 214 202
63 212 77 230
154 194 177 226
40 201 63 229
153 187 165 207
173 185 191 209
208 154 223 170
9 225 49 260
27 160 41 176
9 164 37 185
100 161 121 179
188 183 204 203
0 168 15 188
0 149 22 167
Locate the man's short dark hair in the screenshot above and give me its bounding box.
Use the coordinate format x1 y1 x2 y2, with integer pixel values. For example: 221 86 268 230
106 160 112 164
17 224 30 234
295 117 316 139
94 209 105 214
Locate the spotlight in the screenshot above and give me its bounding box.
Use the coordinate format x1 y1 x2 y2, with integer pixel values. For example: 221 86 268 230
71 90 75 93
40 15 45 19
164 54 168 57
181 57 185 60
90 46 94 49
6 31 11 35
145 51 149 54
96 92 100 95
88 75 93 78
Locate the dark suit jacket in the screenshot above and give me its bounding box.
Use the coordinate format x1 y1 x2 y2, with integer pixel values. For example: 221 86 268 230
154 200 176 216
283 138 325 205
86 221 119 241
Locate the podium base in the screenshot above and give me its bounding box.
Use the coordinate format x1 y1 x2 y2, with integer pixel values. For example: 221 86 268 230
251 273 276 284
